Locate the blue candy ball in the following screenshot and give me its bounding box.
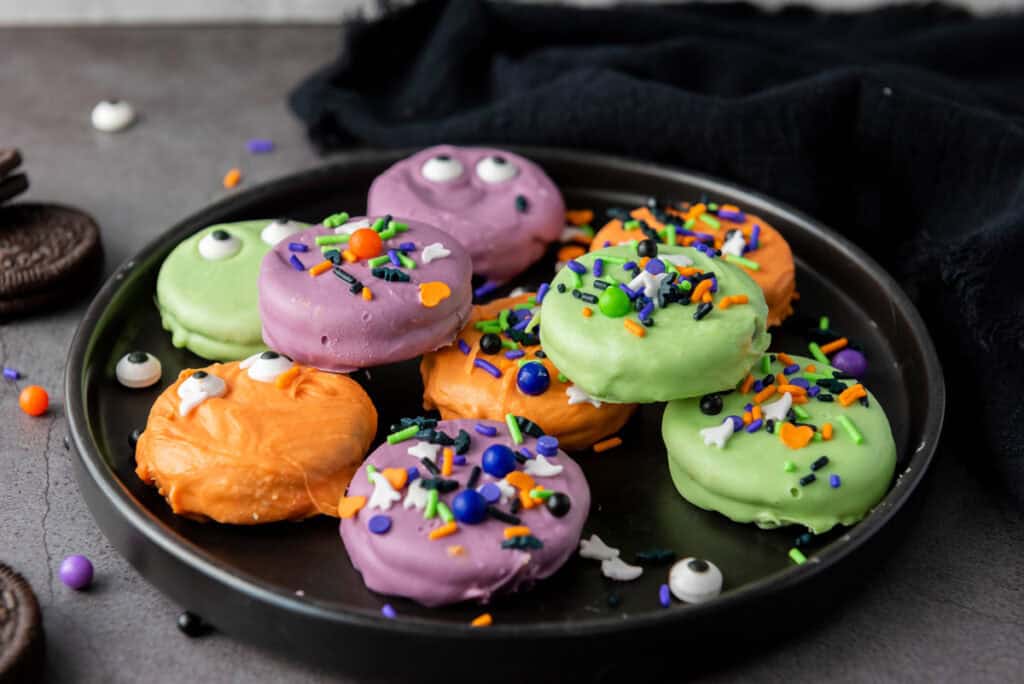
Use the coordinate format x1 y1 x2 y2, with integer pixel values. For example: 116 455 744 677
481 444 517 478
451 490 488 524
516 362 551 396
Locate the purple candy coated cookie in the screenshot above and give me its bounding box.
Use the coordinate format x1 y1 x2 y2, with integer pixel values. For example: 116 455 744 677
59 555 93 590
367 146 566 282
832 348 868 378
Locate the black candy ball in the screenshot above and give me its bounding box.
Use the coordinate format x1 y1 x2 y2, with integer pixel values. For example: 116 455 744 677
637 239 658 258
129 428 143 449
546 492 572 517
699 394 723 416
479 333 502 355
176 611 210 638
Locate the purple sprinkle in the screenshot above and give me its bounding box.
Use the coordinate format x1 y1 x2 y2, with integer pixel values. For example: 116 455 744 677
694 232 715 243
3 367 20 380
475 423 498 436
744 403 753 413
505 349 525 360
618 283 639 300
512 317 532 331
807 385 821 397
566 260 586 275
368 515 392 534
287 242 308 252
639 301 654 321
709 277 718 294
474 280 499 299
602 240 612 247
453 455 467 466
830 474 841 488
246 138 274 154
727 415 744 431
750 225 761 250
593 258 604 278
717 209 745 222
623 261 637 272
790 377 811 389
645 259 665 275
536 282 550 304
659 584 671 607
518 448 534 461
407 466 420 481
753 380 764 393
288 254 305 271
398 242 415 251
474 359 502 378
387 249 402 267
479 483 502 504
784 364 801 375
381 604 397 619
746 419 764 433
457 339 471 355
537 435 559 457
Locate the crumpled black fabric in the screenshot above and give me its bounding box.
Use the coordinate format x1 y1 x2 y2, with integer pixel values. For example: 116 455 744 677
290 0 1024 505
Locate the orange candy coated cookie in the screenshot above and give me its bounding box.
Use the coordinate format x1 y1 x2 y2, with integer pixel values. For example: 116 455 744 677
420 294 635 451
590 204 796 326
135 360 377 524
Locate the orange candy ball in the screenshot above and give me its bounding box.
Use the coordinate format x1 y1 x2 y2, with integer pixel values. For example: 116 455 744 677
19 385 49 417
349 228 383 259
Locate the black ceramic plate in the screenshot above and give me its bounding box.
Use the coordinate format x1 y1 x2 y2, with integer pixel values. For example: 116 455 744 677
66 148 944 680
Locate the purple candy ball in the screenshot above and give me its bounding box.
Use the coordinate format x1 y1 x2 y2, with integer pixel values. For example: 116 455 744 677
59 554 94 590
832 349 868 378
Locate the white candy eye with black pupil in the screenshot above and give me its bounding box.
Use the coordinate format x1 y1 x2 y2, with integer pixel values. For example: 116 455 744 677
115 351 161 388
198 229 242 260
668 557 723 604
261 219 303 246
240 350 294 383
421 155 464 183
177 370 227 416
475 155 519 183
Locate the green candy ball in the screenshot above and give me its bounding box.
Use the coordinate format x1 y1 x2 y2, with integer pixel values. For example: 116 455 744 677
598 286 632 318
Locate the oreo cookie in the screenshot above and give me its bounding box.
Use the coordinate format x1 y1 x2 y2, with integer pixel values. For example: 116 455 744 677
0 203 104 318
0 563 45 682
0 149 28 206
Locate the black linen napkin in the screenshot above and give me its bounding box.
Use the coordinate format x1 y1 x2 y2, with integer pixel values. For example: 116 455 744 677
290 0 1024 505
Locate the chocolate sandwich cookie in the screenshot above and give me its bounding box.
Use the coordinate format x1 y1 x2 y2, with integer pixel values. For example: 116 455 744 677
0 563 45 682
0 203 104 318
0 149 29 205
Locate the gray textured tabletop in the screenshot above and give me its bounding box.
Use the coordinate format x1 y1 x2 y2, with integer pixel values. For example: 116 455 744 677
0 25 1021 684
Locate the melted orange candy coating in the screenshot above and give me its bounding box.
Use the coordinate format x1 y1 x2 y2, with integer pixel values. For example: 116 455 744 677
590 206 796 326
135 361 377 524
420 294 635 451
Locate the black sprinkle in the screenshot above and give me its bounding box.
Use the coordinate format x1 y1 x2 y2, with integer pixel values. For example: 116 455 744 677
516 416 545 438
765 419 775 433
810 456 830 471
693 302 713 320
502 535 543 550
453 429 471 455
390 416 438 432
799 473 817 486
634 548 676 564
333 267 357 284
515 195 529 213
417 428 455 445
606 208 630 221
817 394 835 402
534 350 546 359
467 466 482 490
859 395 870 408
420 458 440 475
556 283 567 293
487 506 521 525
324 249 342 264
509 497 522 514
763 374 775 385
349 282 363 294
370 267 410 283
514 451 528 464
579 292 598 304
594 280 610 290
795 532 815 548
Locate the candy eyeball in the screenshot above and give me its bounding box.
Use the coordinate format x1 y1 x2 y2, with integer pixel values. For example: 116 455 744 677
475 155 519 183
668 557 723 604
177 370 227 416
421 154 464 183
115 351 162 388
240 350 294 383
90 99 136 133
198 229 242 260
261 218 303 246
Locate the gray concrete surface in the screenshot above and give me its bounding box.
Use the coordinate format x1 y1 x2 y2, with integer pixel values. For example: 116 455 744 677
0 25 1021 683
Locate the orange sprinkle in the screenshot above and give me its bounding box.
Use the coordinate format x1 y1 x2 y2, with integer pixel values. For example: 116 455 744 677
687 203 707 219
776 352 795 366
274 366 300 389
792 395 809 405
822 423 834 441
441 447 454 477
701 292 713 304
623 320 646 338
471 613 493 628
308 260 333 277
690 279 712 303
342 249 357 263
839 384 867 407
752 405 763 421
582 307 593 318
337 496 366 519
222 167 241 188
447 545 465 557
806 364 817 373
429 522 458 540
557 245 586 262
503 526 532 539
720 204 741 214
740 374 755 394
776 373 787 387
779 422 814 449
820 337 849 355
777 384 808 396
361 286 373 301
593 436 623 453
638 256 650 269
506 471 536 491
718 294 750 310
753 385 777 404
566 209 593 226
419 281 452 308
678 267 704 277
742 412 752 425
519 490 538 509
382 467 408 491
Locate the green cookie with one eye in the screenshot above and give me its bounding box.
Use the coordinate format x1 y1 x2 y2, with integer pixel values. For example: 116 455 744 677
156 219 307 361
662 354 897 534
539 243 770 403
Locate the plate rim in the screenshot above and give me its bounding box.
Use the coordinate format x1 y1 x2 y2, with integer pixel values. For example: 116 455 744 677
64 145 946 639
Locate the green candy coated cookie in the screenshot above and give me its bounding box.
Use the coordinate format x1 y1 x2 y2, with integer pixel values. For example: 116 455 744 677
156 220 306 361
662 354 897 534
539 244 770 403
